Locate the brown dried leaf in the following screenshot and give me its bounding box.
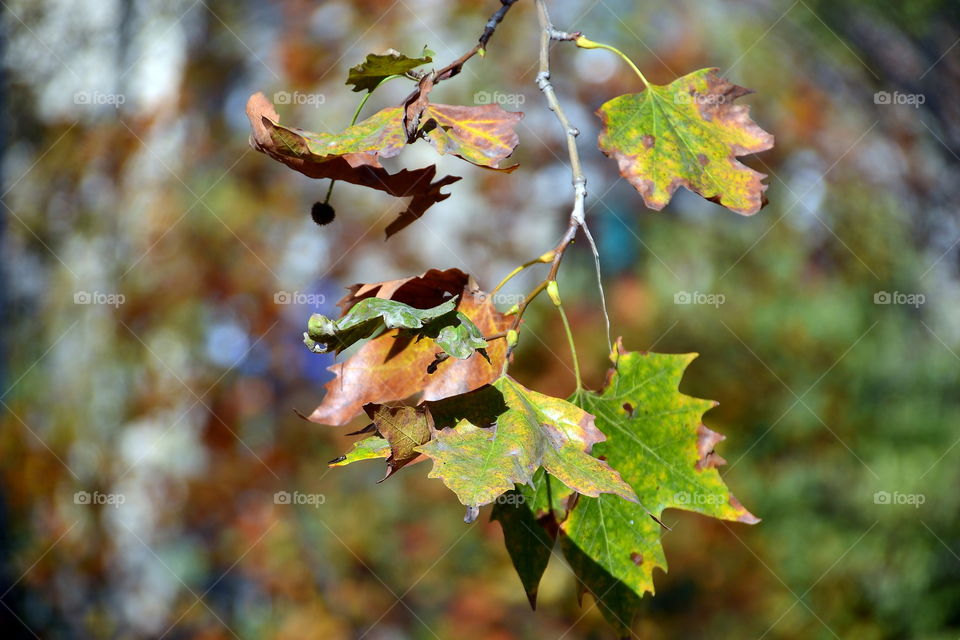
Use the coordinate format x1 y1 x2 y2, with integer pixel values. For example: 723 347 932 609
308 283 512 426
246 92 460 238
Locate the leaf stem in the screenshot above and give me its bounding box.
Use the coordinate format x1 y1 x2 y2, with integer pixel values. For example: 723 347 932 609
492 251 555 293
324 75 404 205
501 1 597 370
574 36 651 88
549 281 582 390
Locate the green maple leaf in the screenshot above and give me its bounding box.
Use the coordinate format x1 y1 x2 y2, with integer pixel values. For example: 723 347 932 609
416 376 637 511
558 340 758 629
346 47 433 93
596 68 773 214
302 296 488 362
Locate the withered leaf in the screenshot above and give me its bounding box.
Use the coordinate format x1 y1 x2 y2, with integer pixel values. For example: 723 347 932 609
307 284 512 426
246 92 460 238
422 103 523 171
337 267 469 314
363 404 433 476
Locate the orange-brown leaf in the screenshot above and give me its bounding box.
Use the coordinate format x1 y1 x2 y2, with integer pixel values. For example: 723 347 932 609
308 285 512 426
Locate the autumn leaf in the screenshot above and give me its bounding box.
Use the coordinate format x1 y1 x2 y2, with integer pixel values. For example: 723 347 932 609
337 268 469 314
595 68 774 214
346 47 433 93
307 279 512 426
421 104 523 171
557 339 757 627
327 436 390 467
416 376 637 511
246 92 460 238
363 404 433 477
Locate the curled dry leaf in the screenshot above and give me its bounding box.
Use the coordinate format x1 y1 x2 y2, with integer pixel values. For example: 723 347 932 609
307 276 512 426
337 267 469 314
245 92 460 238
596 68 774 214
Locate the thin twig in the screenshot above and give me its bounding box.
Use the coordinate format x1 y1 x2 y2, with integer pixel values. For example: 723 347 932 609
504 1 597 354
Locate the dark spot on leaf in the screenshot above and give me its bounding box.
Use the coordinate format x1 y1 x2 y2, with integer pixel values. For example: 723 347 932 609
311 201 336 225
630 552 644 566
697 153 709 166
622 402 634 416
641 134 655 149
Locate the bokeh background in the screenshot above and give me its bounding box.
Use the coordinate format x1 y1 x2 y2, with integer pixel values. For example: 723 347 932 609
2 0 959 638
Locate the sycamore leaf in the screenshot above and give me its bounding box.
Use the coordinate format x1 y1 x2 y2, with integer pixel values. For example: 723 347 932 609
596 68 774 214
422 104 523 171
492 469 571 609
416 376 637 510
246 92 460 238
307 283 512 426
559 339 758 627
328 436 390 467
347 47 433 93
363 404 432 476
491 488 555 609
337 268 469 314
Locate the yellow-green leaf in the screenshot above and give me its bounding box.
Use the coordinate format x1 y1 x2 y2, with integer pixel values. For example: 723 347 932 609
422 104 523 171
596 68 774 214
328 436 390 467
416 376 637 510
